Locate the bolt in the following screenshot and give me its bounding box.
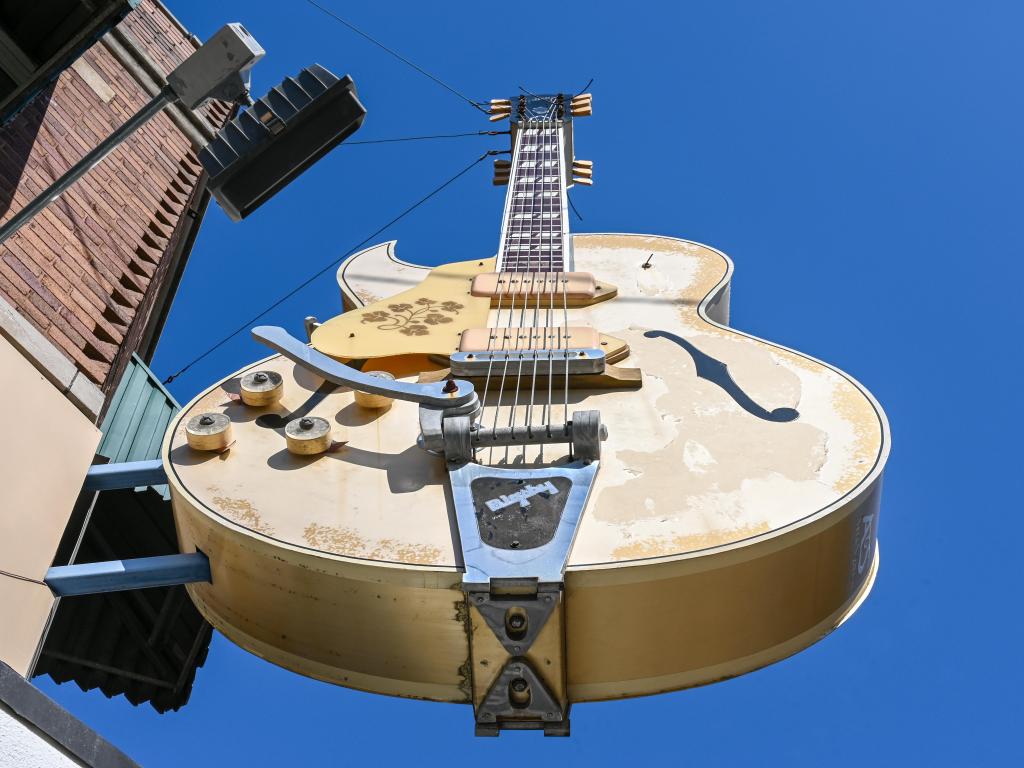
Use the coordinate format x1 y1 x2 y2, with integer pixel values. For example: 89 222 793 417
253 372 268 383
510 678 528 693
543 595 552 603
442 379 459 394
546 712 555 720
299 417 314 430
510 540 520 549
199 415 214 426
513 645 521 653
508 614 526 631
475 595 485 603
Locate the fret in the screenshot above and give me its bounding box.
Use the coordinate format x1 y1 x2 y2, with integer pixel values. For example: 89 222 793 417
494 121 571 273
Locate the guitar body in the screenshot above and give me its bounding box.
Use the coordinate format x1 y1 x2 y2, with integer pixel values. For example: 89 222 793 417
163 232 889 704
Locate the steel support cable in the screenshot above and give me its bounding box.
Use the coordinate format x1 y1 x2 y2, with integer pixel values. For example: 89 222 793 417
305 0 490 114
162 151 498 385
344 129 509 146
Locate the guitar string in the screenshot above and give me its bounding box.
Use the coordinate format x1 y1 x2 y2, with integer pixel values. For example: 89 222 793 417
504 127 536 464
508 120 547 462
488 122 534 463
519 114 557 463
529 109 564 462
544 117 560 453
524 120 549 463
541 116 562 459
558 120 572 446
479 124 523 463
524 114 560 463
506 117 551 464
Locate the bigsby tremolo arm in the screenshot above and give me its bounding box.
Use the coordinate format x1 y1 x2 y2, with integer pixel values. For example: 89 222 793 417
252 326 606 466
252 325 478 409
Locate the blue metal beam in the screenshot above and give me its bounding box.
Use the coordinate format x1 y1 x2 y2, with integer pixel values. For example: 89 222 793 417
83 459 167 491
45 553 211 596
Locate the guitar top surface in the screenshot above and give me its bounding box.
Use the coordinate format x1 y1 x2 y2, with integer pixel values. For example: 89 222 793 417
166 232 886 572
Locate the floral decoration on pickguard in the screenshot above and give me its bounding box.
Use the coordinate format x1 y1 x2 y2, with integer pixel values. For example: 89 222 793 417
360 297 464 336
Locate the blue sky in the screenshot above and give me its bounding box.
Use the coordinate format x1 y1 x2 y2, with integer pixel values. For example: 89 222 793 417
38 1 1023 764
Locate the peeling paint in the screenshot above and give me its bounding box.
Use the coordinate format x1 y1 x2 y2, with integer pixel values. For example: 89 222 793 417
611 521 773 559
212 496 274 535
454 597 473 702
303 522 443 564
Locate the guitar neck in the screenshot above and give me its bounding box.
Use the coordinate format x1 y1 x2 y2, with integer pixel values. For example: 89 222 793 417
495 120 573 273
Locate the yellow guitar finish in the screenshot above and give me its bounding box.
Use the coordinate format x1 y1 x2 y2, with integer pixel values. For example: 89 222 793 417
310 257 494 359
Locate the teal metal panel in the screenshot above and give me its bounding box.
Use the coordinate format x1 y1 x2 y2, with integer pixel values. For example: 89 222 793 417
97 355 179 495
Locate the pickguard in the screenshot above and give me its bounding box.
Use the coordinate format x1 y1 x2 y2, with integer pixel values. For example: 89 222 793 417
310 257 495 359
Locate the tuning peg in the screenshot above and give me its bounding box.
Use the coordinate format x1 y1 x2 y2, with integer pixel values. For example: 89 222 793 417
570 93 593 116
572 159 593 182
493 158 511 185
489 98 512 121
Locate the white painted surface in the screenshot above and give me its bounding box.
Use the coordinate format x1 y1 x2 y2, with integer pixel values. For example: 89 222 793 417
0 703 84 768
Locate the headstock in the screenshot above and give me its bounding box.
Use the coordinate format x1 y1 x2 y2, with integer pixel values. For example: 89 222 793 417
488 92 592 124
488 92 593 187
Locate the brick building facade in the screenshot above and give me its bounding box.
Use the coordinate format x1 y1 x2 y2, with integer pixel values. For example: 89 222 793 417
0 0 230 418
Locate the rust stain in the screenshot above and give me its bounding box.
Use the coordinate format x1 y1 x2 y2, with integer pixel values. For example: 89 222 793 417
367 539 443 564
302 523 443 564
454 596 473 702
303 522 367 553
211 496 275 535
829 383 883 493
611 522 772 559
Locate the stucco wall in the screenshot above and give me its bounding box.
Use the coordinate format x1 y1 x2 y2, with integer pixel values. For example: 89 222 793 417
0 702 84 768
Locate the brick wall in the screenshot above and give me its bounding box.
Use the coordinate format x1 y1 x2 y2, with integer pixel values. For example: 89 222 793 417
0 0 230 392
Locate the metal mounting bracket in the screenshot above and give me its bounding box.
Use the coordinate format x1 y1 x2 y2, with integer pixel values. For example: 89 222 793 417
474 656 569 737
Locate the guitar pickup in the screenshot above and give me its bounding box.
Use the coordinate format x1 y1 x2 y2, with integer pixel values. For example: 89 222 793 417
470 272 596 300
459 326 600 352
449 348 606 377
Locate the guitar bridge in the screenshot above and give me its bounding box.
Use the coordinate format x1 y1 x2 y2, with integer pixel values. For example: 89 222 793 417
449 348 605 377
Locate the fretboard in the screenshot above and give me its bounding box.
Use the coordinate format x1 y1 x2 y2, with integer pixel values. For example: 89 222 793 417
496 121 571 273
